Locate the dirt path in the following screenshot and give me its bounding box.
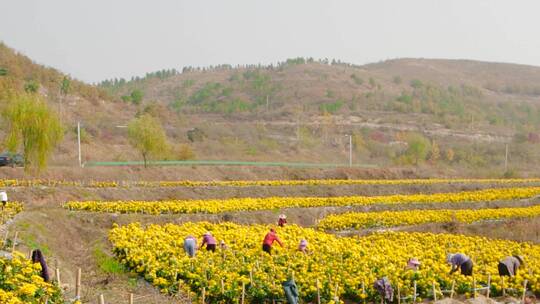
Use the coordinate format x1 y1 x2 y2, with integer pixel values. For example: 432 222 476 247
9 206 185 304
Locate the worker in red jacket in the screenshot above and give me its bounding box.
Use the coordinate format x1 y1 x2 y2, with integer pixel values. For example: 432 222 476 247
262 228 283 254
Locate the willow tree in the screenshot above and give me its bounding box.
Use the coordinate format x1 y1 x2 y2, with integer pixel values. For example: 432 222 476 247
127 114 169 167
3 93 64 171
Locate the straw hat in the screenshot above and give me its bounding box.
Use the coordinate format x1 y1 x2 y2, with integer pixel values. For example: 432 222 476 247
514 255 525 264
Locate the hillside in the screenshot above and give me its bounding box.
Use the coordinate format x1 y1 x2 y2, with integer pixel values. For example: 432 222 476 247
2 44 540 178
0 43 140 164
97 57 540 176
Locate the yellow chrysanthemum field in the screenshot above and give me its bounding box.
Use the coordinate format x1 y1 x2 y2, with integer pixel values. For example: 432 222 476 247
65 187 540 214
0 202 23 225
317 204 540 230
109 222 540 303
0 252 63 303
2 178 540 188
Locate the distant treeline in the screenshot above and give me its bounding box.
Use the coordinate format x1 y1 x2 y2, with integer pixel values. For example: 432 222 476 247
97 57 363 91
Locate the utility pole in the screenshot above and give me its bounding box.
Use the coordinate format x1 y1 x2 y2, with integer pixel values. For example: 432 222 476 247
345 134 352 167
504 143 509 172
77 122 82 167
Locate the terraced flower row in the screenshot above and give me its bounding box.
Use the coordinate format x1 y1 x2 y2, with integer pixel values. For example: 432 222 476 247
318 204 540 230
2 178 540 188
129 178 540 188
1 202 24 225
0 252 63 303
109 222 540 303
65 187 540 215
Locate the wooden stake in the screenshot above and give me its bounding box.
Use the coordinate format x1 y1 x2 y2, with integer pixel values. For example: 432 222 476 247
487 274 491 298
249 269 253 285
201 287 205 303
221 279 224 294
3 231 8 248
473 277 477 298
362 281 366 304
522 280 528 304
316 279 321 304
362 281 366 294
432 282 437 301
397 284 401 304
11 231 18 253
272 278 276 304
450 280 455 299
99 294 105 304
241 281 245 304
75 268 81 298
55 268 61 286
129 293 134 304
502 276 506 296
413 281 417 302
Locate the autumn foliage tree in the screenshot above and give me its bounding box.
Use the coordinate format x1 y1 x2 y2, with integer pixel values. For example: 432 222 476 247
3 93 63 171
127 114 169 167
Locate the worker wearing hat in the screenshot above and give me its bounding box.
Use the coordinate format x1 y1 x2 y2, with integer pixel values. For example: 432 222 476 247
278 214 287 227
498 255 524 277
405 258 421 271
0 190 7 210
199 232 217 252
447 253 473 276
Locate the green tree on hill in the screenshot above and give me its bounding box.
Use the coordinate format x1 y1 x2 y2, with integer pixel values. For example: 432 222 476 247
130 89 144 105
23 80 39 93
400 133 431 166
3 93 63 171
127 114 169 167
60 76 71 95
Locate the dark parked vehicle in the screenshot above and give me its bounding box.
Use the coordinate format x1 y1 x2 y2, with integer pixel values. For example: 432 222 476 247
0 152 24 167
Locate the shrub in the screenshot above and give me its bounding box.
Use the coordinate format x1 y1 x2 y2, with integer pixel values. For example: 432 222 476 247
176 144 195 160
410 79 423 89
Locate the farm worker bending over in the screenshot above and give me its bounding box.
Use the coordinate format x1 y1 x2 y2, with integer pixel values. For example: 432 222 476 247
0 190 7 210
220 240 228 250
278 214 287 227
31 249 50 282
498 255 524 277
262 228 283 254
298 239 308 254
183 235 197 257
447 253 473 276
199 232 217 252
405 258 421 271
374 277 394 302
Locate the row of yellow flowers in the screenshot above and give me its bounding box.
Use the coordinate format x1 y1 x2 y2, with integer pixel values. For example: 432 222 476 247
1 202 24 225
128 178 540 188
109 222 540 303
65 187 540 215
2 178 540 188
0 252 63 303
318 204 540 230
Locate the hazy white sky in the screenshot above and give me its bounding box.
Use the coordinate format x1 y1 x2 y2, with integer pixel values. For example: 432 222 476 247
1 0 539 83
